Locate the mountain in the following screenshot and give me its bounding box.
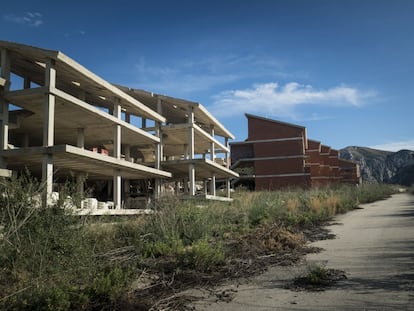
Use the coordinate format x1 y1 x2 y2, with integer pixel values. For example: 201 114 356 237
339 146 414 186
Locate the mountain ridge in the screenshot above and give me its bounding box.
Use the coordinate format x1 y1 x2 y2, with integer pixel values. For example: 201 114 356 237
339 146 414 186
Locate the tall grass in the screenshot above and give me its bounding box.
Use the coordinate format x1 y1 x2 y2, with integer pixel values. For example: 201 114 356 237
0 175 397 310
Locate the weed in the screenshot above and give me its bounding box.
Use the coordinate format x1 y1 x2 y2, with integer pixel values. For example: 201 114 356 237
182 238 225 272
0 175 396 309
305 264 328 285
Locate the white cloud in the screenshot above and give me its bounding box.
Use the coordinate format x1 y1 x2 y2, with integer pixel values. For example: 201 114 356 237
370 140 414 152
209 82 375 118
3 12 43 27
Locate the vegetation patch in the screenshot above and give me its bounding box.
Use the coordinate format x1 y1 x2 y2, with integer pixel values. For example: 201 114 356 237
0 173 398 310
287 264 347 291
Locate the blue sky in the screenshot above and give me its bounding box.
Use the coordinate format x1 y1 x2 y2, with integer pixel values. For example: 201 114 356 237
1 0 413 151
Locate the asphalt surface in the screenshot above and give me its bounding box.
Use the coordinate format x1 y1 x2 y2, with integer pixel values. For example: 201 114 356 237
192 192 414 310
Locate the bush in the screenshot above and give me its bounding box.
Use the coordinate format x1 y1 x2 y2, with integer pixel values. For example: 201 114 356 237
0 175 397 309
182 238 225 272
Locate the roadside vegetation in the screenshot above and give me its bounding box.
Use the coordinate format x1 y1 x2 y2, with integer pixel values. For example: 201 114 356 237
0 173 397 310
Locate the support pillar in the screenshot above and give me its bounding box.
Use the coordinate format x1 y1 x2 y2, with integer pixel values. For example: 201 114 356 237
76 174 85 198
209 126 216 196
42 59 56 206
153 98 163 198
226 179 231 198
24 76 31 89
123 144 131 205
175 181 180 195
114 170 122 209
113 99 122 209
210 175 216 197
225 137 231 198
0 49 10 155
154 120 162 199
189 164 195 196
188 108 195 196
42 154 53 205
77 128 85 148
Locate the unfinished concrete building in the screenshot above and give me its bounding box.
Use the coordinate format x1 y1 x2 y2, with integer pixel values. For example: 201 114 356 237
116 87 238 201
0 41 237 212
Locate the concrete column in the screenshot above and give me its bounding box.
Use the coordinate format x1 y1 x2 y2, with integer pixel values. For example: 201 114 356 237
154 120 162 199
124 144 131 161
210 175 216 197
77 128 85 149
76 174 85 198
189 164 195 196
226 179 231 198
76 89 86 198
113 100 121 159
225 137 230 169
123 144 131 206
42 59 56 206
112 99 122 209
24 77 31 89
43 60 56 147
188 108 195 195
42 154 53 205
210 126 215 161
188 109 194 159
114 170 122 209
183 177 189 194
175 181 180 195
225 137 231 198
0 49 10 152
209 126 216 196
184 144 189 159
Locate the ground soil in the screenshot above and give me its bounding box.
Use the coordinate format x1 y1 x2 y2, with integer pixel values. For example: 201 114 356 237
119 222 335 310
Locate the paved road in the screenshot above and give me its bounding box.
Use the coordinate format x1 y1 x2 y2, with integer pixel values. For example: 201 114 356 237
192 193 414 310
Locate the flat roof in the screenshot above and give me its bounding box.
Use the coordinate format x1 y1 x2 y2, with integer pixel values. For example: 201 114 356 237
116 86 235 139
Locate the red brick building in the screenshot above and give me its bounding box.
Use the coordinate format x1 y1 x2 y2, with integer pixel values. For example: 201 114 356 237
231 114 360 190
338 159 362 185
231 114 310 190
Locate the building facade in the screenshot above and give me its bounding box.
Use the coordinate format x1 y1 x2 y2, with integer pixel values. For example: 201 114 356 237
0 41 237 212
231 114 310 190
231 114 360 190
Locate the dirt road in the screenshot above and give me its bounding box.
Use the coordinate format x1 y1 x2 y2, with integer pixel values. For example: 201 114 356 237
191 193 414 310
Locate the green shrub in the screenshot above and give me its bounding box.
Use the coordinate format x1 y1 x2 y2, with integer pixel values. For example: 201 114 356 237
182 239 225 272
85 266 132 307
0 174 398 309
357 183 395 203
305 264 328 285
